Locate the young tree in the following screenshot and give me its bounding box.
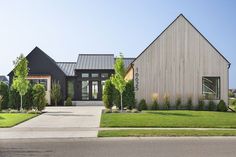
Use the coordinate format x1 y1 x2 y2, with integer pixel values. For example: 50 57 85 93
12 54 29 111
111 54 126 112
51 80 61 106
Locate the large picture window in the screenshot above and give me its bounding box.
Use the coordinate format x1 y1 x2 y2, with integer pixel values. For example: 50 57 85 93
202 77 220 100
29 79 48 91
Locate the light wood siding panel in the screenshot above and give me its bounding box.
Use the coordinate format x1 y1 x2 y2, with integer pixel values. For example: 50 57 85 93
133 16 229 106
125 67 134 80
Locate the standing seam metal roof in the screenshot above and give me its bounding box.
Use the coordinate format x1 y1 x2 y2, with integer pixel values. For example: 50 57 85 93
56 62 76 76
76 54 114 70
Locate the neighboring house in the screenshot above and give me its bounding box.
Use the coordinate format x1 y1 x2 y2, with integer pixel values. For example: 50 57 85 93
8 47 134 105
0 75 9 85
8 14 230 106
126 14 230 106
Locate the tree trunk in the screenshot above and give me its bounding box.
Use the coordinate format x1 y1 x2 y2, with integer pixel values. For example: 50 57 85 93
20 95 23 111
120 93 123 112
55 100 57 106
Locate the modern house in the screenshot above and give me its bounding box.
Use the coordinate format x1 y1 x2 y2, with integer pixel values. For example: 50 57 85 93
8 47 134 105
126 14 230 106
0 76 9 85
8 14 230 106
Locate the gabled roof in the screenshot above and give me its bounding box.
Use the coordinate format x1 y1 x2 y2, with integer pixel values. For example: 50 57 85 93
57 62 76 76
131 14 230 67
76 54 114 70
8 46 67 76
0 76 8 82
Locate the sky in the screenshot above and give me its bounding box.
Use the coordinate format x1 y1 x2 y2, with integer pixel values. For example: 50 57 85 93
0 0 235 88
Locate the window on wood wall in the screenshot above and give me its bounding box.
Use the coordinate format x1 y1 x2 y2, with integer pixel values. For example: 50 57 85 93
202 77 220 100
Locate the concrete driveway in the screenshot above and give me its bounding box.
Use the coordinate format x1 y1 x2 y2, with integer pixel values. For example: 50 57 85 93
0 106 104 139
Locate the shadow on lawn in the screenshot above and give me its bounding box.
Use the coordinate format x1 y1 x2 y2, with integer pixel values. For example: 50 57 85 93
0 116 5 120
145 111 196 117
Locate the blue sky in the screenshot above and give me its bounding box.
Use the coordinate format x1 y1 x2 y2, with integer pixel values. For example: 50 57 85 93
0 0 235 88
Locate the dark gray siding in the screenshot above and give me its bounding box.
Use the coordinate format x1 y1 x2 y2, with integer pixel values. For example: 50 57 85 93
8 47 66 105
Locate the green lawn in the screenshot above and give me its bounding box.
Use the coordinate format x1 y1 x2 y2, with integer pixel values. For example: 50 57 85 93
98 129 236 137
0 113 38 128
100 110 236 128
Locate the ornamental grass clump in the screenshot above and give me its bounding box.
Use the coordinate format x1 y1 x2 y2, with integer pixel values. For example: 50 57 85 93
163 94 170 110
151 93 159 110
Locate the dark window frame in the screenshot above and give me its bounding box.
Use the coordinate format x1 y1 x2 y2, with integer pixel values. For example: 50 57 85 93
202 76 221 100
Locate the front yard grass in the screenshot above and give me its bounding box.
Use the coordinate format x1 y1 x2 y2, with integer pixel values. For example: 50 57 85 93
0 113 38 128
98 129 236 137
100 110 236 128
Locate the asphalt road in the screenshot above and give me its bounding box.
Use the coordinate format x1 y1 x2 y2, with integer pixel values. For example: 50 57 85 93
0 137 236 157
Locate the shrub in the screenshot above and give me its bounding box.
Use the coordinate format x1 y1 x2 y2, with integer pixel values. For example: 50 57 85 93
175 96 181 110
27 109 41 114
0 95 3 111
33 84 46 111
9 109 19 113
51 80 61 106
198 96 205 110
151 100 159 110
0 82 9 110
187 96 192 110
113 88 121 109
8 86 20 110
232 99 236 106
163 94 170 110
123 80 135 110
23 84 33 110
104 109 112 113
112 109 120 113
229 91 235 98
217 100 227 112
126 109 131 113
138 99 147 111
131 108 139 113
65 97 73 106
208 100 216 111
102 80 114 109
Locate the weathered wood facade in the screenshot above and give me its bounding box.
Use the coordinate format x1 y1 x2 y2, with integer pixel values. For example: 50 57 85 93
128 14 230 107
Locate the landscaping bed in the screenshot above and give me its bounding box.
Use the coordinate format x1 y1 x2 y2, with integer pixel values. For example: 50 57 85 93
100 110 236 128
98 129 236 137
0 113 38 128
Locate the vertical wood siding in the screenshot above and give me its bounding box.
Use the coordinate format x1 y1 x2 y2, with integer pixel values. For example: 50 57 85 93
133 16 229 106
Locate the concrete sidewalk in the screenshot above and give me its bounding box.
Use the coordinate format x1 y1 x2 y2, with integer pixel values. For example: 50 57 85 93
0 106 104 139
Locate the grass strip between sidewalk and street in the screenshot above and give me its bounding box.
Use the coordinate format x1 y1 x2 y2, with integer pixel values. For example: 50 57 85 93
98 129 236 137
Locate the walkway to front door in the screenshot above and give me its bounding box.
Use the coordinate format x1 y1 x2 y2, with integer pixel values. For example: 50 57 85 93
0 106 104 139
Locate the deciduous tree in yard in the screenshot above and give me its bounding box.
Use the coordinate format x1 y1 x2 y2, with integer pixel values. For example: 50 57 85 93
111 54 126 112
12 54 29 111
51 80 61 106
